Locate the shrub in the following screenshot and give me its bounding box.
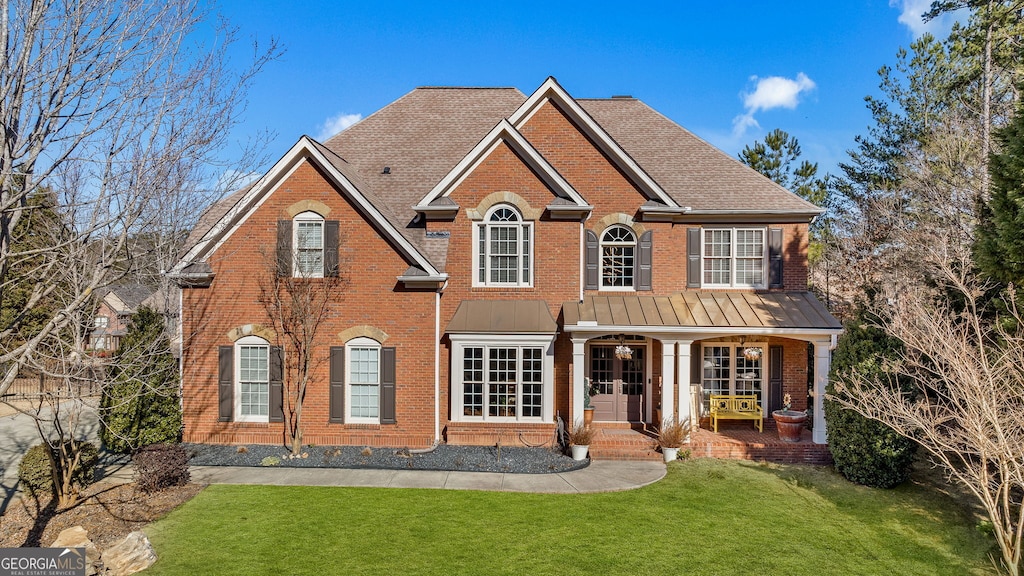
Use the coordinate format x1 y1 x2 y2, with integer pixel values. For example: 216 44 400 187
567 419 595 446
826 307 916 488
658 418 689 448
18 441 99 496
100 306 182 453
133 443 190 492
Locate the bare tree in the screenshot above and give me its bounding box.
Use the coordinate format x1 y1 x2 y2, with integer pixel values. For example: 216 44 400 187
0 0 279 399
258 248 346 455
830 255 1024 576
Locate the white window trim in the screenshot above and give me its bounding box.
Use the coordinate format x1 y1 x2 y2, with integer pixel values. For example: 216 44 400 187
345 336 381 424
235 334 270 423
700 227 767 289
471 205 534 288
293 210 325 278
700 341 768 416
599 225 637 292
94 316 109 328
449 334 555 423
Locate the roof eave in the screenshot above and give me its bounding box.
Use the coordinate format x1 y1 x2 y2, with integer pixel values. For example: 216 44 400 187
546 204 594 220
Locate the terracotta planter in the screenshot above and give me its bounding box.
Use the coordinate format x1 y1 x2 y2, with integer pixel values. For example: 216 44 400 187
773 410 808 443
583 407 595 427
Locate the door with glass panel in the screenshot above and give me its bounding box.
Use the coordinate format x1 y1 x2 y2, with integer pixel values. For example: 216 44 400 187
589 345 645 422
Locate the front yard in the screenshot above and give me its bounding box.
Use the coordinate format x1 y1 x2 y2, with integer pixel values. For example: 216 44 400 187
143 459 994 575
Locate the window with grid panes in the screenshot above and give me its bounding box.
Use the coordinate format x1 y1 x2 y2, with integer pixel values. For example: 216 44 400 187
475 205 532 287
702 228 765 287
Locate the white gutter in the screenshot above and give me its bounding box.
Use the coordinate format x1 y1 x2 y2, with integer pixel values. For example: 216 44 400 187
578 221 584 302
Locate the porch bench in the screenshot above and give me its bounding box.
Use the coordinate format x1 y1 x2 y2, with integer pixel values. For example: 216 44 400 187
708 394 763 433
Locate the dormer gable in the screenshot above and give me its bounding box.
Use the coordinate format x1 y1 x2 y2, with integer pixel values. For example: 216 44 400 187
413 119 592 220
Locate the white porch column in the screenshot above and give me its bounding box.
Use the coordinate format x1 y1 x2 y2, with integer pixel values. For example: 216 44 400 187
676 340 693 426
660 340 676 423
571 337 587 425
812 340 832 444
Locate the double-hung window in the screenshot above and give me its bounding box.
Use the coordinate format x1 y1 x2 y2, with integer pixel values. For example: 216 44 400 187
475 205 532 287
293 211 324 278
236 335 270 422
702 228 765 287
346 337 381 423
452 336 554 422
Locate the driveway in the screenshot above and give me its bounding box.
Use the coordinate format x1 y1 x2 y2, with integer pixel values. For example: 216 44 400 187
0 399 101 514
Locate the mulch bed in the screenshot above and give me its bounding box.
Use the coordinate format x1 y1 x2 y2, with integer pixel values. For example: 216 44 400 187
0 481 202 549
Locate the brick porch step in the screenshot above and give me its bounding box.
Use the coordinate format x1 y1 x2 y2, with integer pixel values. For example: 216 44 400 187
587 427 663 461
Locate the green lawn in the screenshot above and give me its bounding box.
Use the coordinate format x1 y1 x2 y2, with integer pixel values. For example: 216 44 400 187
145 459 995 575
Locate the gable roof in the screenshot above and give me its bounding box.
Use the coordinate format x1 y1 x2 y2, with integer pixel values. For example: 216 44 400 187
415 118 590 210
178 79 823 278
170 136 445 281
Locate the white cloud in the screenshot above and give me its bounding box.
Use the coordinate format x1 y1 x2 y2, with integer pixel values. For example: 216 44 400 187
891 0 967 38
316 113 362 140
732 73 816 138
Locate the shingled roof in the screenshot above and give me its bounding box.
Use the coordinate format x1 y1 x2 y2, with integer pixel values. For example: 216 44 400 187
181 81 821 273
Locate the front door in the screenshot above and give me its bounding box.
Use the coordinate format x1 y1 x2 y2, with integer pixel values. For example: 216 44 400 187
589 345 645 422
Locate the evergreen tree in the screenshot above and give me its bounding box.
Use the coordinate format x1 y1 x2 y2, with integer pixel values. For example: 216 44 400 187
977 95 1024 287
99 306 181 453
739 128 829 207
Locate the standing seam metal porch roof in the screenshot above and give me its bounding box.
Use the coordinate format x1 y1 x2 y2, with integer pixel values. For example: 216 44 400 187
563 292 842 331
447 300 558 334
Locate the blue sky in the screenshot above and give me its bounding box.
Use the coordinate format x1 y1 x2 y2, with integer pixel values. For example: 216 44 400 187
216 0 962 178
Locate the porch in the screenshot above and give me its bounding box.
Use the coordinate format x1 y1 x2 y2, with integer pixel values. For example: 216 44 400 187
586 420 832 465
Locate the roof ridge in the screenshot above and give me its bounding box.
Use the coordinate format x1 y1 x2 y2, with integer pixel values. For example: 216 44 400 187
414 86 520 90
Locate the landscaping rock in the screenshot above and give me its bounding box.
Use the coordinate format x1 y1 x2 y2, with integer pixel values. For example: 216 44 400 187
49 525 101 576
102 531 156 576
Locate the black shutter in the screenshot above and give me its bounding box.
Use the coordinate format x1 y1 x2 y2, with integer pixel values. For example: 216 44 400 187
584 229 599 290
324 220 339 277
329 346 345 423
218 346 233 422
768 228 784 288
381 347 396 424
269 346 284 422
768 345 784 413
637 230 653 291
277 220 292 277
686 228 701 288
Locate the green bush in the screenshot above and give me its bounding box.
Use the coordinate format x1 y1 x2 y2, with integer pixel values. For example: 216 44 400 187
100 306 182 453
133 443 190 492
17 441 99 496
826 308 916 489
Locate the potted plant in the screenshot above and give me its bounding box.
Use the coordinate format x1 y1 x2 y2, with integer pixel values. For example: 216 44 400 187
658 417 689 462
772 393 807 443
568 419 595 461
583 378 596 427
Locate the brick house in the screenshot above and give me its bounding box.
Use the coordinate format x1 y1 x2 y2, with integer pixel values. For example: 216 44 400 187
89 283 157 353
170 77 842 452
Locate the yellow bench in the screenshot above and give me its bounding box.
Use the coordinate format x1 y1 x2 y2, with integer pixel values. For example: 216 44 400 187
708 394 763 433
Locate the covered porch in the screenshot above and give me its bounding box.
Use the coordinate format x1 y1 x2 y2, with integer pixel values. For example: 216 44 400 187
562 291 843 446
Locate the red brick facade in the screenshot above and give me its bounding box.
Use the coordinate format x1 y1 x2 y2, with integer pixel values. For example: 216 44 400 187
176 80 836 451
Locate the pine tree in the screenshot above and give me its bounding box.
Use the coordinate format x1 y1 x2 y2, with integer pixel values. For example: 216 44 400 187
738 128 829 207
977 95 1024 286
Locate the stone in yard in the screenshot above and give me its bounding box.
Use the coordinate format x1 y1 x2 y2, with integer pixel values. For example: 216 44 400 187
102 531 157 576
49 525 100 576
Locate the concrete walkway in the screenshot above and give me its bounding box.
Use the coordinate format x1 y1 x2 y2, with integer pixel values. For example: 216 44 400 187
190 460 665 494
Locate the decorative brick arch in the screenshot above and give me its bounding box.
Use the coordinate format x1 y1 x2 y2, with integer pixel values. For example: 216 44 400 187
285 199 332 218
591 213 646 237
337 325 390 344
226 324 276 342
466 191 543 221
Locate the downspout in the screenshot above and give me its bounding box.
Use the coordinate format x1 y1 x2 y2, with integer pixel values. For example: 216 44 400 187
579 221 584 302
434 288 442 445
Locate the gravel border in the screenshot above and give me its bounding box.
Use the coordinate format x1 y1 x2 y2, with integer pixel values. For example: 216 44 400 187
184 443 588 474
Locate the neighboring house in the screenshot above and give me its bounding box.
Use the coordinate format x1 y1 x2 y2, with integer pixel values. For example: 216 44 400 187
89 283 157 352
171 77 842 452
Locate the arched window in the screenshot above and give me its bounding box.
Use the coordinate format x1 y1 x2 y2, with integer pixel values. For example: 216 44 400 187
601 226 636 289
235 335 270 422
474 205 532 287
293 211 324 277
